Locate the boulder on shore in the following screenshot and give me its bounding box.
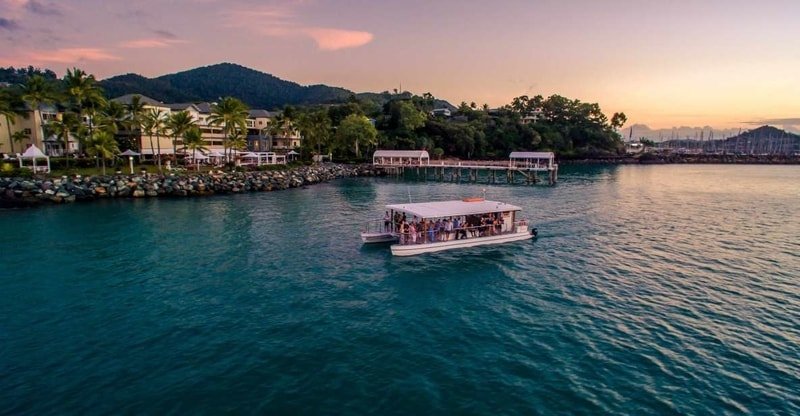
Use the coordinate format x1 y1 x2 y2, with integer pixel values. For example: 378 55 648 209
0 164 382 208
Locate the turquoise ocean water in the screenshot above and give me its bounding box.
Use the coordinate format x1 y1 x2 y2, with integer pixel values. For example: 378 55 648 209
1 165 798 414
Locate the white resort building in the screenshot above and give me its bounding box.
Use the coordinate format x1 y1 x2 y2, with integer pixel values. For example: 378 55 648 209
110 94 302 159
0 93 302 161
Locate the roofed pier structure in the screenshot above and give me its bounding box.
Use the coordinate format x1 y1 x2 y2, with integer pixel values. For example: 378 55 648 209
371 150 558 185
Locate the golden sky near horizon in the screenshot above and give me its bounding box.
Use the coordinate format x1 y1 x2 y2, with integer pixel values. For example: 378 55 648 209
1 0 799 130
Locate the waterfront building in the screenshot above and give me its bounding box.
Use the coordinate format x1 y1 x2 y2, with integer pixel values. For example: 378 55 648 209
108 95 302 158
2 90 303 159
110 94 175 157
0 103 64 156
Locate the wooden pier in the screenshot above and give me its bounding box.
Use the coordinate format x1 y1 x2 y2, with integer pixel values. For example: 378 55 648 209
372 151 558 185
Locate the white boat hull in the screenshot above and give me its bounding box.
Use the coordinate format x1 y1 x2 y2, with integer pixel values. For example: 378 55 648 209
361 232 399 244
390 229 533 256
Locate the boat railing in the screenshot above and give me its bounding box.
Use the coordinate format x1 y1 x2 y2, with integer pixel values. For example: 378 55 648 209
363 218 395 234
393 220 528 245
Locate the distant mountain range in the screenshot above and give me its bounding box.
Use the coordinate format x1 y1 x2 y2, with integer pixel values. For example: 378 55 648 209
99 62 455 110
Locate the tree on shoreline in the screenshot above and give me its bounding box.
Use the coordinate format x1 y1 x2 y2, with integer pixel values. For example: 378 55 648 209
336 114 377 159
19 75 58 151
124 95 147 152
209 97 248 163
63 68 106 152
84 130 119 175
0 88 26 154
267 113 293 152
46 112 80 167
142 109 166 172
296 109 331 161
166 111 195 166
182 126 207 171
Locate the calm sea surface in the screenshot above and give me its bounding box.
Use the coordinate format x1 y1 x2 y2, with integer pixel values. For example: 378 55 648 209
1 165 798 414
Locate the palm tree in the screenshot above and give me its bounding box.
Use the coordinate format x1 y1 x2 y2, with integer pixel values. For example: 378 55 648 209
228 130 247 154
0 88 25 154
296 109 331 162
165 111 195 166
142 108 166 173
63 68 106 147
19 75 57 150
182 126 208 171
208 97 249 164
267 113 293 152
47 112 80 164
125 95 147 150
11 131 29 150
103 100 128 134
85 130 119 175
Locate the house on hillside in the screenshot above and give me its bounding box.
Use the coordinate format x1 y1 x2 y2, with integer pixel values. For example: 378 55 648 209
521 110 543 125
431 108 451 117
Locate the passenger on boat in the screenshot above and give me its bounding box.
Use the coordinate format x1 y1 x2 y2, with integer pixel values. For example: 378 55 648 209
384 211 391 232
393 212 401 232
399 220 408 244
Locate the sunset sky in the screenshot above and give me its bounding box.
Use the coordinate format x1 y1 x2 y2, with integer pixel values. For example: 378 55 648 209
1 0 799 130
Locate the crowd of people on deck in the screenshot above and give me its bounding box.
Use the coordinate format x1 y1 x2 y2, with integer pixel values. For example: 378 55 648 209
384 211 509 245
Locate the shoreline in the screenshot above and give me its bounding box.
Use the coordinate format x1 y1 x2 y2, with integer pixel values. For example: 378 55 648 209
0 164 383 208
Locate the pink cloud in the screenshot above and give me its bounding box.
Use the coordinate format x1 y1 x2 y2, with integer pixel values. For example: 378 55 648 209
224 5 293 26
303 28 374 51
24 47 121 63
119 38 189 48
225 4 373 51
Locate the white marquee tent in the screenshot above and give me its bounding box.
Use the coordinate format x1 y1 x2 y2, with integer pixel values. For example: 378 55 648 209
18 145 50 173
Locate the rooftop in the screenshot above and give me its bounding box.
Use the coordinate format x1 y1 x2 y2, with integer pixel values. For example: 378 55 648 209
249 109 273 118
373 150 430 158
509 151 555 159
110 94 162 106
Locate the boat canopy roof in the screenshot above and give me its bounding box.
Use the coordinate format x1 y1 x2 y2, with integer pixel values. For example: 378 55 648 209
386 199 521 219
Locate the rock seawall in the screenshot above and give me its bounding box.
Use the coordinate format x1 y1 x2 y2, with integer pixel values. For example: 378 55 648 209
0 164 382 208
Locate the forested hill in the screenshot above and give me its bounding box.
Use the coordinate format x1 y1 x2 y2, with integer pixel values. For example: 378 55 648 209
99 63 354 108
2 63 456 110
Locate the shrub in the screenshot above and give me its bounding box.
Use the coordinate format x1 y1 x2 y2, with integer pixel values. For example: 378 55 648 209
0 168 34 178
49 157 98 169
255 164 288 172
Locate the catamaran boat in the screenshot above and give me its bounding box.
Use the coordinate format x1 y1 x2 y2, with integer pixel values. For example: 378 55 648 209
361 198 536 256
